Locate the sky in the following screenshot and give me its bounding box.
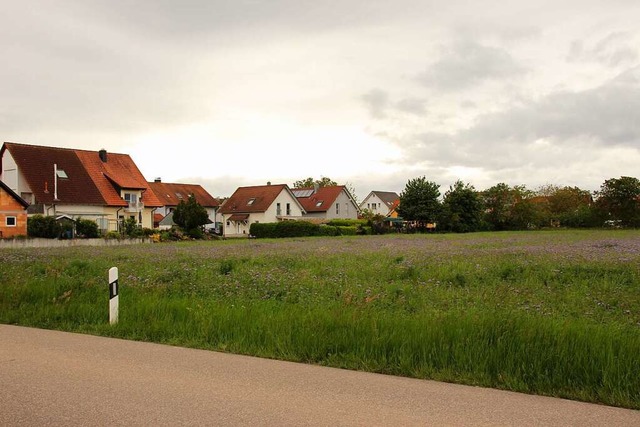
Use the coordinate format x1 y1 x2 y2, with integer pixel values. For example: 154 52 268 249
3 1 640 201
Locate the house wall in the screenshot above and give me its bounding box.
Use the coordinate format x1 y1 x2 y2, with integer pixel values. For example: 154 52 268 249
223 190 303 237
1 151 33 203
360 193 392 216
323 190 359 220
51 205 155 232
0 188 28 238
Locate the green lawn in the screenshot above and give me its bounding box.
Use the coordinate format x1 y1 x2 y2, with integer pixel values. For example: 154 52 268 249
1 229 639 408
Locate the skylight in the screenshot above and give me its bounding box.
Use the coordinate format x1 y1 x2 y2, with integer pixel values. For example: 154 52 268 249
56 169 68 179
176 192 183 199
316 201 323 207
247 198 256 205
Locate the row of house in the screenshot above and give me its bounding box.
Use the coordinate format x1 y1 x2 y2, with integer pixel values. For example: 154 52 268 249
0 142 400 238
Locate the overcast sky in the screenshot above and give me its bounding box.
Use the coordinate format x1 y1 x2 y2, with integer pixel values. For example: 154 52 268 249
3 1 639 200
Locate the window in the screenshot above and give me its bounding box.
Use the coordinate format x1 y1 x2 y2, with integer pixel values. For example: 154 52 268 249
56 169 68 179
276 203 281 216
336 203 340 215
6 217 17 227
345 203 349 215
286 203 291 215
316 201 323 207
124 193 138 203
247 198 256 206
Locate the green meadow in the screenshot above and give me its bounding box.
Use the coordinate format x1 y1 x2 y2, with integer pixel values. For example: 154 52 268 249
1 230 639 409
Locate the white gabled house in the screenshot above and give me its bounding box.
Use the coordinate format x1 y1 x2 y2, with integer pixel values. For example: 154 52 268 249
219 184 305 237
294 185 359 220
0 142 162 232
359 191 400 217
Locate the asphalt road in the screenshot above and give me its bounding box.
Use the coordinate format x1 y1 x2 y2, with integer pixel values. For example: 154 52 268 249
1 325 638 426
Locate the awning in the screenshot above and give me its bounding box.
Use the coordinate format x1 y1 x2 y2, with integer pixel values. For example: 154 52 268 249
228 214 249 221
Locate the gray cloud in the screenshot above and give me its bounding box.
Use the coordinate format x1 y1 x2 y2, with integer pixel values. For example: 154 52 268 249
396 66 640 171
418 40 525 91
567 32 638 66
360 89 390 119
395 98 427 116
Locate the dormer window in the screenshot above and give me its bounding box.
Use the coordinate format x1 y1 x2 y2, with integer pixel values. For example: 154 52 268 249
247 198 256 205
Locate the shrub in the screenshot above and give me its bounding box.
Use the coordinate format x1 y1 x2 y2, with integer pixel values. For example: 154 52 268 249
327 219 367 227
105 231 121 240
76 218 99 238
336 226 358 235
27 215 61 238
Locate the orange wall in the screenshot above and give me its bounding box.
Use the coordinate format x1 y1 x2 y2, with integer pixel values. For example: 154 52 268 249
0 188 28 238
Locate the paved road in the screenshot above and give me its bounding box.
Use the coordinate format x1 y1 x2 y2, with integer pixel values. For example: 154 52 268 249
1 325 638 426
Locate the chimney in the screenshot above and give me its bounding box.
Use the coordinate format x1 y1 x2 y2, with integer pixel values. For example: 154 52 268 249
267 181 271 186
99 149 108 163
155 177 162 183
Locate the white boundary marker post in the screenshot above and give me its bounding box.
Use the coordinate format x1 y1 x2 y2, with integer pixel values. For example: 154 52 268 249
109 267 119 325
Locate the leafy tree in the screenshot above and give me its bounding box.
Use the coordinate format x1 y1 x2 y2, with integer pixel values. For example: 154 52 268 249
481 183 515 230
293 177 337 189
547 186 595 227
595 176 640 227
121 217 141 237
440 181 483 233
398 177 441 228
173 194 210 237
482 184 539 230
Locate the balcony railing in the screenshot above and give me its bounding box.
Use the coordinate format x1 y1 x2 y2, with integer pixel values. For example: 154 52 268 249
125 201 144 212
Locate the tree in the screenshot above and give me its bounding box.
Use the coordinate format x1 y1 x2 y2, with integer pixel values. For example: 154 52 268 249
440 181 483 233
481 183 540 230
398 177 441 228
547 186 595 227
595 176 640 227
293 177 337 189
173 194 210 237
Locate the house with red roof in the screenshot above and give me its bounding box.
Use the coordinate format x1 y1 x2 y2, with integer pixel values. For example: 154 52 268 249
293 185 359 220
0 179 29 238
0 142 162 233
219 184 305 237
148 179 220 230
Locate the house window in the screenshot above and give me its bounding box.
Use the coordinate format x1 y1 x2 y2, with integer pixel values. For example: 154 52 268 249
6 216 17 227
286 203 291 215
276 203 281 216
124 193 138 204
345 203 349 215
336 203 340 215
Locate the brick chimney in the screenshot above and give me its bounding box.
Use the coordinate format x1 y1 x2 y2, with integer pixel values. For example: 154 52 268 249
99 149 108 163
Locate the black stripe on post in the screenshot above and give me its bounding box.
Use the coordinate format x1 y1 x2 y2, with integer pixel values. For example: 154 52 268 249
109 280 118 299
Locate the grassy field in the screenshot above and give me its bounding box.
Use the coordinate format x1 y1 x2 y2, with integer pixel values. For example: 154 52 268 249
1 229 640 408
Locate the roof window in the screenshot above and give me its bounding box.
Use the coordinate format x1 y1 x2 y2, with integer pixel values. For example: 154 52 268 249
56 169 68 179
247 198 256 205
316 201 324 207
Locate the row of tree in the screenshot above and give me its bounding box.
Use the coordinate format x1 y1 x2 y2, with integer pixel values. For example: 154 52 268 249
397 176 640 232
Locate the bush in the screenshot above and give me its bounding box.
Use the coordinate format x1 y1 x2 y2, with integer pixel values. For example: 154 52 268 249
105 231 121 240
336 226 358 235
327 219 367 227
76 218 99 238
251 221 320 238
27 215 61 238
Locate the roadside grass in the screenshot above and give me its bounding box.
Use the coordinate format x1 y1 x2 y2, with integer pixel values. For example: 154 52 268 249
1 229 640 408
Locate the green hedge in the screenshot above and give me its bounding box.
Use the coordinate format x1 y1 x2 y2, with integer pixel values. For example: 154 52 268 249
251 222 353 238
326 219 367 227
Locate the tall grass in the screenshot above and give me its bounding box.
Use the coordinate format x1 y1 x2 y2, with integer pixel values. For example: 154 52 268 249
1 230 640 408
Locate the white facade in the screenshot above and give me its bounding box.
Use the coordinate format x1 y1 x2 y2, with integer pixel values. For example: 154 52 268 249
0 151 34 204
222 189 304 237
360 192 397 217
302 189 359 220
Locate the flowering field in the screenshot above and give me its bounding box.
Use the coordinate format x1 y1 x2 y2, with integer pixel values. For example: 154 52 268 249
2 229 640 408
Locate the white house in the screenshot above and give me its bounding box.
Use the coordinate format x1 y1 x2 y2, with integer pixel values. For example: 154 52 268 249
360 191 400 217
1 142 162 232
294 185 359 220
219 184 305 237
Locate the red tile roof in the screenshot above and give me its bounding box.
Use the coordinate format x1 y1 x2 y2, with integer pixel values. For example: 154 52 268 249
0 179 29 209
220 184 296 214
148 181 219 208
1 142 162 207
295 185 345 213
